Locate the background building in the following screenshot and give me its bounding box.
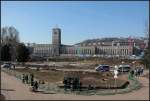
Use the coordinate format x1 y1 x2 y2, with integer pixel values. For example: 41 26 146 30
52 27 61 56
27 27 147 59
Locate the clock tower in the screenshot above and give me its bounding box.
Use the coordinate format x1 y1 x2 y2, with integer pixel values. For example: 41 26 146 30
52 26 61 56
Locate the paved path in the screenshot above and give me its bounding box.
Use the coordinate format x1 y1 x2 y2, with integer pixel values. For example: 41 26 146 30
1 71 149 100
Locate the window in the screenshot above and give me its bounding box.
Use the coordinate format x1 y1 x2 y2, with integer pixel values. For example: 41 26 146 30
88 43 91 45
54 31 57 34
93 43 96 45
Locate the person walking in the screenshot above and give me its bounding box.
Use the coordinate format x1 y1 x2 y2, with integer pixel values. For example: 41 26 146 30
25 74 29 84
79 82 82 91
140 67 144 75
131 70 134 78
137 68 141 77
135 69 138 77
71 78 75 91
128 70 134 80
22 74 25 83
33 81 39 91
30 73 34 86
63 77 68 91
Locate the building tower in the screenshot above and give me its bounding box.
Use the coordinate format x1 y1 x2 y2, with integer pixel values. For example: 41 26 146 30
128 36 134 55
52 26 61 56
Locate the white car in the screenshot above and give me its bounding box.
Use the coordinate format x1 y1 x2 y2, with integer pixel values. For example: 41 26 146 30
118 65 131 72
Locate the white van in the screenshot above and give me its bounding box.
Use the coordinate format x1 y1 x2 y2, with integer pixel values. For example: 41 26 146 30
118 65 131 72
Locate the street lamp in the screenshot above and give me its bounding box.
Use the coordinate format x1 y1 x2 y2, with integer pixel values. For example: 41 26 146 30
121 61 125 74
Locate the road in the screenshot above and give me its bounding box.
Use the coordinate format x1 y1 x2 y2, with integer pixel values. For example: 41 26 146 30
1 70 149 100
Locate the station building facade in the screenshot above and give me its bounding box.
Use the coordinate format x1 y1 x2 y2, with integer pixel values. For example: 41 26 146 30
28 27 134 58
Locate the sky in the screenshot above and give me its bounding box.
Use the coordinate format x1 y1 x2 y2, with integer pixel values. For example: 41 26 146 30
1 1 149 45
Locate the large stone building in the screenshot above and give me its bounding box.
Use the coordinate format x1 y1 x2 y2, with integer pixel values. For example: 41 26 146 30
28 27 145 59
52 27 61 56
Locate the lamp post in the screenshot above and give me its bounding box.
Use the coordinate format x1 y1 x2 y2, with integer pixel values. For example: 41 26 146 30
121 61 125 74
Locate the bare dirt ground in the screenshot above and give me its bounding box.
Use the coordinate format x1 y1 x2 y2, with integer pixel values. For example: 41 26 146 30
1 70 149 100
0 94 5 100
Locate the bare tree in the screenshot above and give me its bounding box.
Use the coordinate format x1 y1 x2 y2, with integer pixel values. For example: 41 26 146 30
144 21 149 48
1 26 20 61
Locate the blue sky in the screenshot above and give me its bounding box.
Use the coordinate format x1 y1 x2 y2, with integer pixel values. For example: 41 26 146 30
1 1 149 45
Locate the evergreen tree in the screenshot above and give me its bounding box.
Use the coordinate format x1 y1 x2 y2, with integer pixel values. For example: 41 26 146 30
16 43 30 62
133 47 143 56
1 44 11 61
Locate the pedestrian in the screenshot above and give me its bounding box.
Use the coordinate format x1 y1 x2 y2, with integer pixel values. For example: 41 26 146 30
25 74 29 84
128 72 132 80
31 78 34 86
128 70 135 80
141 67 144 75
137 68 141 77
63 77 68 91
32 82 35 91
22 74 25 83
13 64 15 69
67 77 71 89
88 84 92 90
41 80 45 84
29 73 34 86
79 82 82 91
33 81 39 91
135 69 138 77
31 73 34 79
71 78 75 91
75 78 80 90
130 70 134 78
138 68 141 76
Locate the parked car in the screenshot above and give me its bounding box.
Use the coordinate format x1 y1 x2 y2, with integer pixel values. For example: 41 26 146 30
1 63 12 68
118 65 131 72
95 65 110 72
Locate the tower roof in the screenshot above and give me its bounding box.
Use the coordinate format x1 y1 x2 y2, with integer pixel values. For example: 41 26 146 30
55 24 59 28
53 24 60 29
